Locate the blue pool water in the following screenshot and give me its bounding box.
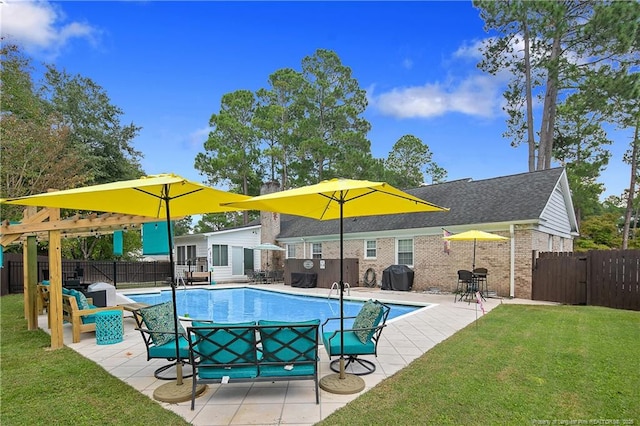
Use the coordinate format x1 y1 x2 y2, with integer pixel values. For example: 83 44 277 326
127 288 424 333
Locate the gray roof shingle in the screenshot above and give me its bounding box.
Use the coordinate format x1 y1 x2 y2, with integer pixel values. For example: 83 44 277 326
277 168 565 238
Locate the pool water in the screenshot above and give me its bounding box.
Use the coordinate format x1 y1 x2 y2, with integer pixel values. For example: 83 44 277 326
127 288 424 333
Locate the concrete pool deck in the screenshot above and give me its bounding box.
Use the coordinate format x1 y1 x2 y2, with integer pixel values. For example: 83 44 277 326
39 283 554 425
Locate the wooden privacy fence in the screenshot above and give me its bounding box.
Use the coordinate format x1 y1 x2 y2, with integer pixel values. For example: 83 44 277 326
532 250 640 311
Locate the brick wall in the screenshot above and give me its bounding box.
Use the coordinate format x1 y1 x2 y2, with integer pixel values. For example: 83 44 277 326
280 227 572 299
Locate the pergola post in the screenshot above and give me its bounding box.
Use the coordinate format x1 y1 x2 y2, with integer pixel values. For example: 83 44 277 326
48 208 63 349
25 235 38 330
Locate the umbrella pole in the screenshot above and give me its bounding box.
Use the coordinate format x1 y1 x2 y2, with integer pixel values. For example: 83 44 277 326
339 202 345 380
164 192 183 386
153 186 206 403
318 192 364 395
472 238 477 271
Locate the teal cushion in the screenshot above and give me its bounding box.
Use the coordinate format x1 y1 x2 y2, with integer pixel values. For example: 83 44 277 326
198 365 258 380
257 319 319 363
81 314 96 325
68 289 92 310
139 301 186 347
352 300 383 344
260 364 315 377
148 335 190 359
41 280 50 285
62 287 72 295
322 330 375 356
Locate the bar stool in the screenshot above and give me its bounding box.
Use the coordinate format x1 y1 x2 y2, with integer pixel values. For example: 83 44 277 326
473 268 488 299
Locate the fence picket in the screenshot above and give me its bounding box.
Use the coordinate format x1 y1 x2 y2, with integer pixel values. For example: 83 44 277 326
533 250 640 311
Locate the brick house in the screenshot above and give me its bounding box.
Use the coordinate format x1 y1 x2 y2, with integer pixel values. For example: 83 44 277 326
264 168 578 299
176 168 577 299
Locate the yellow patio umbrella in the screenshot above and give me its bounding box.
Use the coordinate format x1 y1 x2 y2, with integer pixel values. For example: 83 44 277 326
2 173 250 402
224 178 448 393
443 229 509 271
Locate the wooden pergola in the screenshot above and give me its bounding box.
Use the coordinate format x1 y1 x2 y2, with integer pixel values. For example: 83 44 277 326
1 207 164 349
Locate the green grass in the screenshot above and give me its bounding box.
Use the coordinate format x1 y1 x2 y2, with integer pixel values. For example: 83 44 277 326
2 295 639 426
319 304 640 425
0 294 189 426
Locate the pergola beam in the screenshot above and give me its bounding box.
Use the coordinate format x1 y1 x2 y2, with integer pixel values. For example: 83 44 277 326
0 207 177 350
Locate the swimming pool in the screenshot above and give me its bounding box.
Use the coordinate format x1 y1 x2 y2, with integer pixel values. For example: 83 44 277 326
126 287 426 333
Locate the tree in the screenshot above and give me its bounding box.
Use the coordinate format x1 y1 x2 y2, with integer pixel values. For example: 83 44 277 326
173 216 193 236
386 135 446 188
475 1 639 172
2 44 146 258
0 44 88 220
291 49 372 185
43 67 143 185
194 90 262 225
193 212 248 234
255 68 305 189
195 90 262 196
553 94 611 222
574 213 622 251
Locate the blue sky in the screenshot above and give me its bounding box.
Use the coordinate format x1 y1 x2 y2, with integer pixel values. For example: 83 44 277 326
2 1 630 199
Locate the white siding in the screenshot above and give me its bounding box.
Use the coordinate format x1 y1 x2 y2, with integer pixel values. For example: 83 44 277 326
539 185 573 237
175 228 260 283
206 228 260 281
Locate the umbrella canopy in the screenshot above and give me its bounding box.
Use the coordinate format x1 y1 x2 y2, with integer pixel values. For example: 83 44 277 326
224 178 448 390
252 243 286 270
444 229 508 270
2 173 249 218
224 178 446 219
3 173 250 389
252 243 286 251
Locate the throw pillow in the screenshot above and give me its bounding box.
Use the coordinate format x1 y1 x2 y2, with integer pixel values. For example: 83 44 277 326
69 289 92 310
139 301 186 346
352 300 383 344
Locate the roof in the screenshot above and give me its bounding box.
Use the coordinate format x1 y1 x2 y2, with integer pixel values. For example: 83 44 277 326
278 168 570 238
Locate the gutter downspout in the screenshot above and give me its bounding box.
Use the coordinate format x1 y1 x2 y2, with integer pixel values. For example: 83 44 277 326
510 224 515 298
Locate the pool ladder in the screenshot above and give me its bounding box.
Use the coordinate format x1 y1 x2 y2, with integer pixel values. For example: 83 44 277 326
177 276 187 290
328 281 350 299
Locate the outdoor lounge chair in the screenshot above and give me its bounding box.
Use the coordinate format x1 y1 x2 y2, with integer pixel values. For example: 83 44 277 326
133 301 192 379
322 299 390 375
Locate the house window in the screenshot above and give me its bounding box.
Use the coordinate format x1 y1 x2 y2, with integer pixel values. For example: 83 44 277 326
312 243 322 259
397 238 414 266
177 245 196 265
287 244 296 259
365 240 377 259
211 244 228 267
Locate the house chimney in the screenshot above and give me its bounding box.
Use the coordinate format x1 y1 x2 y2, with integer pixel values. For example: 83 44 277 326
260 181 282 266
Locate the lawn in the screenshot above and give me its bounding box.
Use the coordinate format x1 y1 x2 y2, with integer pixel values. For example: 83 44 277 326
1 294 638 425
319 303 640 425
0 294 189 426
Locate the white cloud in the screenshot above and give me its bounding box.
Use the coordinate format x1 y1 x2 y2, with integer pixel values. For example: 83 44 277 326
453 39 486 61
186 126 212 150
402 58 413 70
0 1 96 57
374 74 503 119
371 37 519 120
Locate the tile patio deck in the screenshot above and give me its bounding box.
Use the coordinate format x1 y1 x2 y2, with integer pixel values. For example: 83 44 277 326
39 283 550 425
